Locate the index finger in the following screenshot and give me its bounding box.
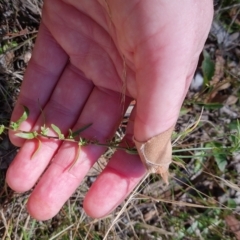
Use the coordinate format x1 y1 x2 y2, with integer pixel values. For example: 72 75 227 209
9 23 68 146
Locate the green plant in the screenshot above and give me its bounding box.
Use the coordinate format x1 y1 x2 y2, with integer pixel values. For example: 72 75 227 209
0 105 139 171
2 105 240 174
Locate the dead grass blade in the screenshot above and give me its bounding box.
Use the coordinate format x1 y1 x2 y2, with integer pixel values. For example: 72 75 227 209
103 173 150 240
49 224 75 240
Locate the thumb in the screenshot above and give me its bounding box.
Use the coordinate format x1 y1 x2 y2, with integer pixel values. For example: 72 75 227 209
134 56 198 142
133 49 199 183
133 31 209 173
132 0 213 181
133 0 213 142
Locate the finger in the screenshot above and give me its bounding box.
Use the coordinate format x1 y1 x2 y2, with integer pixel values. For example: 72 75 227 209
26 88 131 220
134 57 199 141
83 107 146 218
6 64 94 192
9 23 68 146
132 1 213 141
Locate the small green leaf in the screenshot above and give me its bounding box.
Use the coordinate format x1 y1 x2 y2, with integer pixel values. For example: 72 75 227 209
16 106 29 125
0 41 18 54
179 107 190 116
215 153 227 172
79 137 88 146
10 105 29 130
0 125 5 135
71 123 92 138
207 142 228 172
227 199 237 209
10 122 18 131
51 124 64 139
187 221 198 234
201 50 215 85
40 125 49 135
15 131 38 139
228 119 239 130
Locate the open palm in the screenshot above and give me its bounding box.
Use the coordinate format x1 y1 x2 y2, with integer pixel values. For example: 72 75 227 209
6 0 213 220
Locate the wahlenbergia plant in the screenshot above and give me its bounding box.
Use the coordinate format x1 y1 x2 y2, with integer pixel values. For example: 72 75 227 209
1 105 239 179
0 106 139 170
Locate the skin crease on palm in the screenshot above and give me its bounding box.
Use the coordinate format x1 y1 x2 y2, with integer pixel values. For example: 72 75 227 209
6 0 213 220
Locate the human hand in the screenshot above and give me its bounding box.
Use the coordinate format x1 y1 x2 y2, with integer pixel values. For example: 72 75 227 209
6 0 213 220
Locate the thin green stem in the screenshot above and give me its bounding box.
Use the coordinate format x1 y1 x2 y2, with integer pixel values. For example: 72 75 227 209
172 146 230 153
5 124 234 158
173 154 212 158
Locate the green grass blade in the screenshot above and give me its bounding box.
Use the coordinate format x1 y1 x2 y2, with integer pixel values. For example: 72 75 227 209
0 125 5 135
71 123 92 138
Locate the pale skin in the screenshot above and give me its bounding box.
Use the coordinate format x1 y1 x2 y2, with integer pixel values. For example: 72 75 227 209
6 0 213 220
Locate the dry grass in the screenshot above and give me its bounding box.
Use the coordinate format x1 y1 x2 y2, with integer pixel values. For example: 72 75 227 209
1 0 240 239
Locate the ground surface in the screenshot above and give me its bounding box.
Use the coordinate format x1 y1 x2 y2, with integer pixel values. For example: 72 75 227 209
1 0 240 239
